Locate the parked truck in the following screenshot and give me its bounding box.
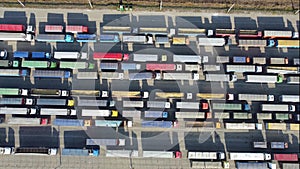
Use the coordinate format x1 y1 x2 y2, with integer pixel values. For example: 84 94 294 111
45 25 63 33
226 65 262 73
188 151 225 160
253 142 268 149
271 142 288 149
32 70 71 78
0 97 33 105
112 91 148 98
238 39 267 47
71 90 108 97
121 63 141 70
62 148 98 157
16 60 57 69
245 75 282 83
265 123 287 130
261 104 295 112
0 69 28 77
122 35 151 44
99 62 119 70
273 154 298 161
53 119 84 126
0 88 28 96
30 89 69 97
76 34 97 42
203 65 221 72
173 55 202 63
133 54 158 62
225 123 257 129
76 72 98 79
198 37 226 46
212 103 250 111
162 72 199 80
86 139 125 146
0 32 33 41
172 36 188 45
123 100 144 108
36 34 73 42
66 25 88 33
36 98 74 106
270 57 288 65
268 40 299 48
129 72 155 80
147 101 171 108
81 109 117 117
0 107 36 115
99 34 120 43
54 52 80 60
40 108 76 116
227 93 274 101
175 112 206 119
141 121 173 128
144 111 168 118
229 152 271 161
263 30 292 38
279 95 300 102
13 147 57 155
236 162 276 169
205 74 237 82
60 61 94 69
31 52 51 59
0 24 25 32
143 151 180 158
233 56 250 63
7 117 41 125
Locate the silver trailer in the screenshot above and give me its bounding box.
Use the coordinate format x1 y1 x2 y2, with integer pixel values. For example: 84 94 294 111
226 65 262 73
162 73 199 80
122 35 147 43
256 113 273 120
261 104 295 112
143 151 174 158
101 72 123 79
40 108 76 116
175 112 205 119
77 99 108 107
279 95 300 102
287 76 300 84
7 117 40 125
245 75 279 83
214 112 230 119
133 54 158 62
238 94 274 101
0 107 36 115
270 58 288 65
216 56 229 63
253 142 268 149
121 110 141 118
0 97 33 105
147 101 170 108
77 72 98 79
81 109 110 117
198 37 226 46
176 102 199 109
203 65 221 72
185 64 200 71
205 74 237 82
121 63 141 70
238 39 267 47
123 101 144 108
36 98 69 106
0 32 32 41
173 55 202 63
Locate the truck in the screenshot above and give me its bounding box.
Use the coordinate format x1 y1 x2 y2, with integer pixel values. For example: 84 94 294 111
133 54 158 62
263 30 292 38
205 74 237 82
71 90 108 97
271 142 288 149
147 101 171 108
227 93 274 101
0 32 33 41
143 151 180 158
276 113 290 120
0 49 7 59
93 52 129 61
121 110 141 118
146 63 176 71
253 57 267 65
45 25 63 33
176 101 209 110
216 56 230 63
7 117 41 125
198 37 226 46
0 107 36 115
212 103 251 111
123 100 144 108
261 104 295 112
233 56 250 63
0 97 33 105
270 57 288 65
141 121 173 128
13 51 29 58
40 108 76 116
229 152 271 161
129 72 155 80
268 40 299 48
17 60 57 68
13 147 57 155
256 113 273 120
62 148 99 157
122 35 152 44
121 63 141 70
86 139 125 146
99 62 118 70
60 61 94 69
76 72 98 79
31 52 51 59
226 65 262 73
236 162 275 169
225 123 256 130
188 151 225 160
30 89 69 97
162 73 199 80
144 111 168 118
245 75 282 83
266 66 300 74
0 24 25 32
233 112 252 119
54 52 80 60
76 34 97 42
0 147 13 155
102 26 131 34
253 142 268 149
172 36 188 45
177 28 206 36
203 65 221 72
0 88 28 96
112 91 148 99
138 27 168 35
53 119 84 126
99 34 119 43
155 35 169 44
191 161 224 169
273 154 298 161
0 69 28 77
287 76 300 84
173 55 202 63
294 58 300 65
66 25 88 33
265 123 287 130
214 112 230 119
282 163 299 169
238 39 267 47
238 30 262 38
32 70 71 78
36 98 74 106
77 99 111 107
279 95 300 102
81 109 117 117
209 29 235 37
94 120 122 127
36 34 73 42
105 150 139 158
186 64 200 71
175 112 206 119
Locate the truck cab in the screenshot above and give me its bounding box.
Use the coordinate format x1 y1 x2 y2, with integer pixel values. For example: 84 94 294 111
0 147 14 155
0 49 7 59
48 148 58 155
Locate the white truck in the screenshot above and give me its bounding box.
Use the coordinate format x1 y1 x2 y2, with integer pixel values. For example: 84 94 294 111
142 151 175 158
123 101 144 108
226 65 263 73
279 95 300 102
176 102 199 109
133 54 158 62
270 57 288 65
173 55 205 63
229 152 271 161
227 94 274 101
0 147 14 155
205 74 237 82
253 142 268 149
161 72 199 80
54 52 81 60
203 65 221 72
261 104 295 112
188 151 225 160
147 101 170 108
245 75 281 83
198 37 226 46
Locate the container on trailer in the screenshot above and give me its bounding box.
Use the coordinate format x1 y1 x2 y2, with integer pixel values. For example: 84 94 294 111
144 111 168 118
129 72 155 80
0 97 33 105
175 112 205 119
133 54 158 62
86 139 125 146
21 60 57 68
279 95 300 102
66 25 88 33
32 70 71 78
36 34 73 42
53 119 84 126
188 151 225 160
198 37 226 46
147 101 170 108
205 74 237 82
246 75 282 83
271 142 288 149
143 151 174 158
0 107 36 115
45 25 63 33
31 52 51 59
229 152 271 161
233 56 250 63
36 98 74 106
216 56 229 63
203 65 221 72
253 142 268 149
13 51 29 58
100 62 118 70
76 72 98 79
99 34 120 43
141 121 173 128
273 154 298 161
40 108 76 116
173 55 202 63
121 63 141 70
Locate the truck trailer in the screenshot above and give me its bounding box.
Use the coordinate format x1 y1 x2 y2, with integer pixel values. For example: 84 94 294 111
229 152 271 161
205 74 237 82
245 75 282 83
261 104 295 112
30 89 69 97
188 151 225 160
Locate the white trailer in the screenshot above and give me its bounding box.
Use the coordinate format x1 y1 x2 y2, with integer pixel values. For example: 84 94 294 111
81 109 110 117
54 52 80 59
270 58 288 65
147 101 170 108
133 54 158 62
245 75 279 83
279 95 300 102
185 64 200 71
40 108 76 116
214 112 230 119
106 150 139 158
77 72 98 79
142 151 174 158
123 101 144 108
188 152 225 160
225 123 256 130
0 107 36 115
173 55 202 63
122 35 147 43
198 37 226 46
229 152 271 161
121 110 141 118
7 117 40 125
226 65 262 73
263 30 292 38
216 56 229 63
253 142 268 149
287 76 300 84
191 161 223 169
175 112 205 119
162 73 199 80
77 99 108 107
0 32 32 41
176 102 199 109
256 113 273 120
203 65 221 72
205 74 237 82
237 94 274 101
261 104 295 112
101 72 123 79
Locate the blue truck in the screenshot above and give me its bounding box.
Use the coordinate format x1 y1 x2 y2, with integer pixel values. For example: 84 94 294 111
99 34 120 43
76 34 97 42
233 56 250 63
53 119 84 126
13 51 29 58
129 72 155 80
32 52 51 59
141 121 173 128
144 111 168 118
100 62 119 70
36 34 74 42
32 70 71 78
121 63 141 70
62 148 99 156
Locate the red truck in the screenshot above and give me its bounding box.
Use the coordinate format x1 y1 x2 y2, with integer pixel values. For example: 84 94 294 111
273 153 298 161
0 24 25 32
66 25 88 33
146 64 176 71
93 52 129 61
45 25 63 33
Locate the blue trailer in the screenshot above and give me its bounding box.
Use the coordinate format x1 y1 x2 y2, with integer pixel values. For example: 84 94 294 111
53 119 84 126
99 34 120 43
100 62 119 70
144 111 168 118
32 70 71 78
32 52 51 59
141 121 173 128
62 148 99 156
36 34 74 42
121 63 140 70
13 51 29 58
129 72 155 80
94 120 122 127
76 34 97 42
233 56 250 63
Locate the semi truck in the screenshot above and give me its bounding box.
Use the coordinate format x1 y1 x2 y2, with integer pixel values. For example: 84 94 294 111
32 70 71 78
123 100 144 108
144 111 168 118
238 39 267 47
81 109 117 117
112 91 148 98
147 101 171 108
31 52 51 59
53 119 84 126
0 107 36 115
225 123 257 130
141 121 173 128
227 93 274 101
233 56 250 63
162 73 199 80
172 36 188 45
198 37 226 46
176 102 199 110
271 142 288 149
60 61 94 69
13 51 29 58
36 34 73 42
263 30 292 38
273 154 298 161
66 25 88 33
76 72 98 79
7 117 41 125
13 147 57 155
268 40 299 48
270 57 288 65
245 75 282 83
45 25 63 33
71 90 108 97
16 60 57 69
0 24 25 32
0 88 28 96
129 72 155 80
173 55 202 63
146 63 176 71
39 108 76 116
54 52 80 60
175 112 206 119
265 123 287 130
122 35 152 44
279 95 300 102
236 162 276 169
226 65 262 73
229 152 271 161
0 32 33 41
133 54 158 62
62 148 99 157
99 34 120 43
93 52 129 61
188 151 225 160
30 89 69 97
261 104 295 112
36 98 74 106
287 76 300 84
121 63 141 70
0 69 28 77
266 66 300 74
99 62 119 70
0 97 33 105
76 34 97 42
143 151 180 158
212 103 250 111
205 74 237 82
253 142 268 149
86 139 125 146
